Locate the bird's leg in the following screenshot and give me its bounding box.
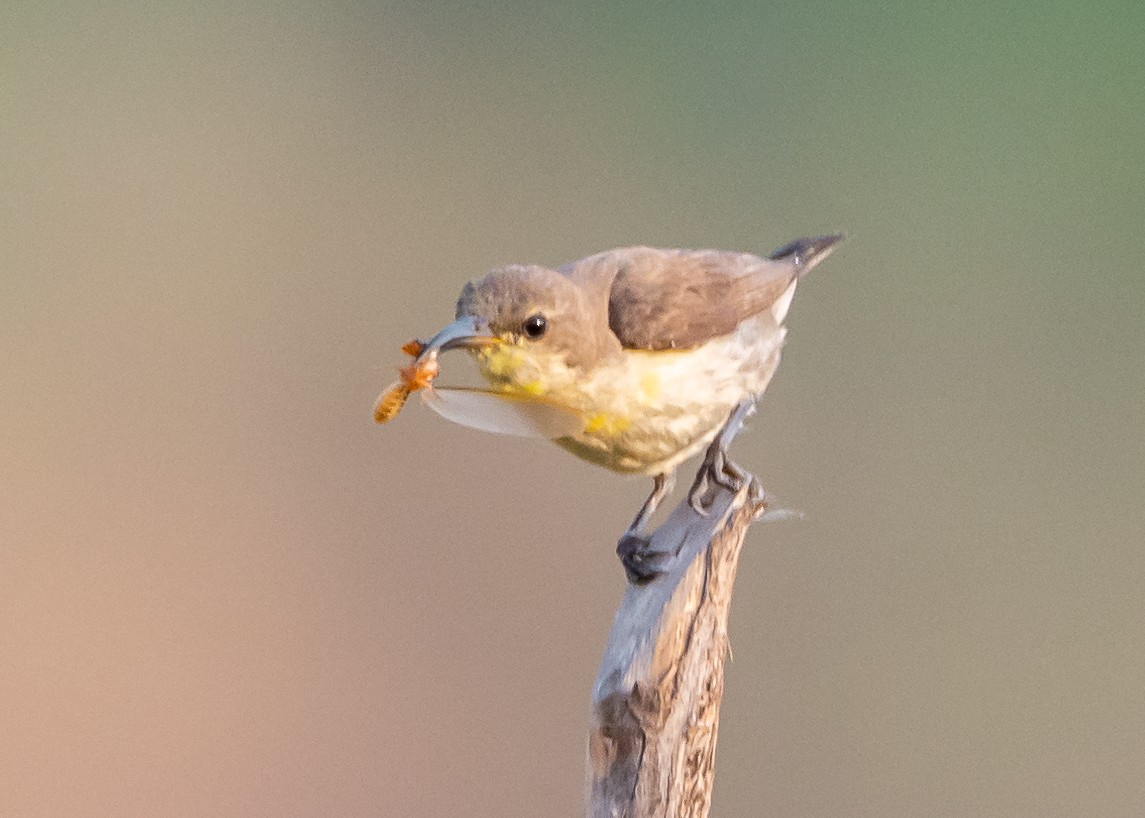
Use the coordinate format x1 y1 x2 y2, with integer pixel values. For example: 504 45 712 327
689 399 757 514
617 471 676 584
627 471 675 534
617 400 760 584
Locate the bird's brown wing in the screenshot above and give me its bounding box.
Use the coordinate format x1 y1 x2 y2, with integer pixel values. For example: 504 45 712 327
602 248 796 351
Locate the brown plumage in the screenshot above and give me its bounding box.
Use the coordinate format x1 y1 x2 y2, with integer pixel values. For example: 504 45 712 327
560 235 842 351
456 235 842 360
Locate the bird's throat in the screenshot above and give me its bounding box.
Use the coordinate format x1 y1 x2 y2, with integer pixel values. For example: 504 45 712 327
474 344 564 399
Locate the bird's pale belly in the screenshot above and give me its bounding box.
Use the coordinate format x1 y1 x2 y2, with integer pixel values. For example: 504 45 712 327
553 399 734 475
477 316 786 475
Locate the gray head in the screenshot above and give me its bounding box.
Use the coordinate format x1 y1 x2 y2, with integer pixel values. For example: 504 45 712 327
443 264 620 369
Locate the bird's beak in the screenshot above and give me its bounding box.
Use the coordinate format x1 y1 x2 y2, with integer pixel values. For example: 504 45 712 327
416 315 498 361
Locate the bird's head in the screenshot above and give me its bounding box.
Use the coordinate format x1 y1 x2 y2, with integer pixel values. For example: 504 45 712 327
416 265 620 394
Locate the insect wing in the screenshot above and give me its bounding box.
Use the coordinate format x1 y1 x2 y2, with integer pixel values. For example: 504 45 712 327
420 387 581 439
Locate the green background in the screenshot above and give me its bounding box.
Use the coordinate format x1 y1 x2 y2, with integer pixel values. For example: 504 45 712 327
3 2 1143 815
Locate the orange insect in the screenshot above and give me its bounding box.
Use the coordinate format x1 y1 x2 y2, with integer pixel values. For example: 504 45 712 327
374 340 439 424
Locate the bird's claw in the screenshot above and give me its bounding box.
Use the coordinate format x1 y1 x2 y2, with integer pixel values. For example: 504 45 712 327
709 445 749 491
616 531 674 584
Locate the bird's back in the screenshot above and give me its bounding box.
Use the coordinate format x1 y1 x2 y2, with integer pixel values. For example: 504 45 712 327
561 235 840 352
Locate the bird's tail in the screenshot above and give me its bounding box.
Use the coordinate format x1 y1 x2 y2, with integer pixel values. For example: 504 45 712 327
767 233 845 276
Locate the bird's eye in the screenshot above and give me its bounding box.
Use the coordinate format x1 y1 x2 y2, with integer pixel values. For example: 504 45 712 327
522 313 548 339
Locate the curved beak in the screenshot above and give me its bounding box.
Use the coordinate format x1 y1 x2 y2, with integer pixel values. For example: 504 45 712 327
416 315 498 361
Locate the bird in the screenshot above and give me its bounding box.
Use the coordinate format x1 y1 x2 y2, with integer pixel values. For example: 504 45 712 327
385 234 842 578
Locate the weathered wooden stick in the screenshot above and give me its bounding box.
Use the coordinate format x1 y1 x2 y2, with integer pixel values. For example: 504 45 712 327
587 402 770 818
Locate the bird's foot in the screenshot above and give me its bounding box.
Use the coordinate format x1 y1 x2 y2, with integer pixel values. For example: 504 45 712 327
689 399 758 514
618 400 764 583
616 530 675 585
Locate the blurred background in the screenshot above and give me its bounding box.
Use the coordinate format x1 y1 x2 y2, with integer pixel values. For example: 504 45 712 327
2 1 1143 815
